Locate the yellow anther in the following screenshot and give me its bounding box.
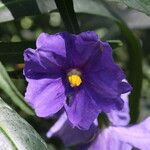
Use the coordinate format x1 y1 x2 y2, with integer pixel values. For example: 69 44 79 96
68 75 82 87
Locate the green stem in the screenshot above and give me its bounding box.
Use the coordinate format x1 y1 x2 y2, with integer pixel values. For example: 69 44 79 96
54 0 80 34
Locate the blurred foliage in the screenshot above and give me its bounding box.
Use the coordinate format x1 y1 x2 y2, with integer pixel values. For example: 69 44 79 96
107 0 150 16
0 0 150 149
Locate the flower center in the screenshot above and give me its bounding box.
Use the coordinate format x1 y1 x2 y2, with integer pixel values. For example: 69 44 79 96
67 69 82 87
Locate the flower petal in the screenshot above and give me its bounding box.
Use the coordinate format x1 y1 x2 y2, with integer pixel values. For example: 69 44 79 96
83 43 132 112
25 78 65 117
84 83 124 112
64 87 99 130
36 32 78 68
78 117 150 150
107 91 130 126
79 31 99 41
36 32 66 57
86 41 125 80
24 48 63 79
84 128 132 150
38 31 100 68
112 117 150 150
47 113 98 146
71 31 100 68
84 42 127 91
118 81 132 94
85 75 131 112
47 112 67 138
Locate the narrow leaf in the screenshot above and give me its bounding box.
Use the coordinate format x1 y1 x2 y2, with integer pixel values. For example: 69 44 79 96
0 62 34 115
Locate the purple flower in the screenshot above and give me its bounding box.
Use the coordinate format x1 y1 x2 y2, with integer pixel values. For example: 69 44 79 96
107 87 130 126
78 117 150 150
24 31 131 129
47 112 98 146
47 93 150 150
47 92 130 145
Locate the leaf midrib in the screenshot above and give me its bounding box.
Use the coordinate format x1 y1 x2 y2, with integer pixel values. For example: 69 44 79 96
0 126 18 150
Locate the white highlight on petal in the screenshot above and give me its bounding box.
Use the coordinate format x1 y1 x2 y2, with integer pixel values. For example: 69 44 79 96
46 112 67 138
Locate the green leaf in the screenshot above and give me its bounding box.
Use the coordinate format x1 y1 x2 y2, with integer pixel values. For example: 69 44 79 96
0 97 47 150
0 62 34 115
107 0 150 16
0 41 34 64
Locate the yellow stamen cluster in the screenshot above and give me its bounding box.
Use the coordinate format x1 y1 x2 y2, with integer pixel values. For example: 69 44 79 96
68 75 82 87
